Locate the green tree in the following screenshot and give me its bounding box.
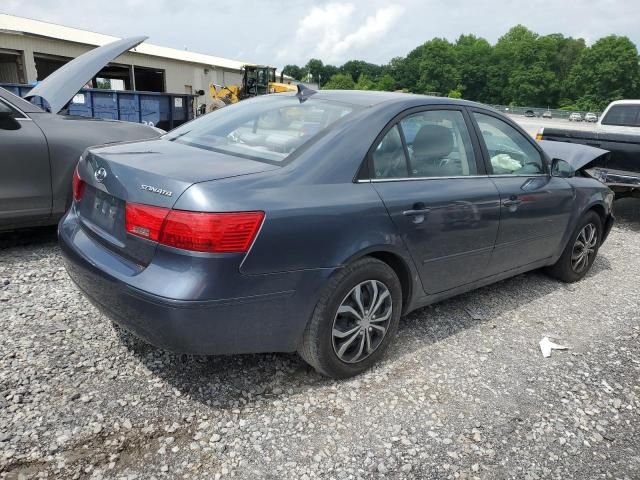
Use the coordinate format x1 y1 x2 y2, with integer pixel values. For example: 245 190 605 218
355 74 376 90
341 60 384 82
305 58 324 85
323 73 356 90
567 35 640 110
321 65 339 86
486 25 560 106
282 64 305 81
454 34 492 101
96 78 111 89
415 38 459 95
540 33 586 102
291 25 640 109
375 74 396 91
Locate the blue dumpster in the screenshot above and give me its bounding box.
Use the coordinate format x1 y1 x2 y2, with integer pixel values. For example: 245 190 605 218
0 83 197 130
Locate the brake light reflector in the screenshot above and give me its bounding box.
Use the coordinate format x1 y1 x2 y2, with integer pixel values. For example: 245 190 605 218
125 203 169 241
160 211 265 253
125 203 264 253
72 167 86 202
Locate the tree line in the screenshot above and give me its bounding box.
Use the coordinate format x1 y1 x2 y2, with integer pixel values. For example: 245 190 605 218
282 25 640 111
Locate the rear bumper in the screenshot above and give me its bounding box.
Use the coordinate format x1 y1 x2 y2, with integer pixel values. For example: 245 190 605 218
59 211 332 355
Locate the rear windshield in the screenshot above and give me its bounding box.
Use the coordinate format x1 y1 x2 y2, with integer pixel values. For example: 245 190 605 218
601 104 640 127
164 95 359 164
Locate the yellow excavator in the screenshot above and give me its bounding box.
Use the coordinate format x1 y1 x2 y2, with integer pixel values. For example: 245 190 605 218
209 65 297 110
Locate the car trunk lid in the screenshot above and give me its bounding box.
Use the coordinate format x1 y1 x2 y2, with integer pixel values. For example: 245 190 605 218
75 138 278 265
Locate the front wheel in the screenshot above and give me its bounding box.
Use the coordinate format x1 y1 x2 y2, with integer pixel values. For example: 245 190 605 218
545 211 602 283
299 258 402 378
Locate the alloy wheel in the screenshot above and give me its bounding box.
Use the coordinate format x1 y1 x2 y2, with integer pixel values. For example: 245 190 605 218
331 280 393 364
571 223 597 273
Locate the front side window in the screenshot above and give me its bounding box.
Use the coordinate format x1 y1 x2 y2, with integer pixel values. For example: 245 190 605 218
601 105 640 127
473 113 545 175
164 97 358 164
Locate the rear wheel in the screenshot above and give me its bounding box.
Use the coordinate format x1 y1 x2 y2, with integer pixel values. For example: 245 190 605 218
546 211 602 282
299 258 402 378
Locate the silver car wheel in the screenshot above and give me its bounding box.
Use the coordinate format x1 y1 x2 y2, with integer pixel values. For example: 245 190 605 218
571 223 597 273
331 280 393 364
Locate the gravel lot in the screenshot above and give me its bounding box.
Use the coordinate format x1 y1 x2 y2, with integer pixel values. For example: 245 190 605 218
1 199 639 480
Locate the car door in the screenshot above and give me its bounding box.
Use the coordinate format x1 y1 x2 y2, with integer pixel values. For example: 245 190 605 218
470 109 574 274
369 107 501 294
0 98 51 227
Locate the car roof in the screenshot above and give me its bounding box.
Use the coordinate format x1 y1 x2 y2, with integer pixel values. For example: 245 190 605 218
293 89 486 109
607 99 640 106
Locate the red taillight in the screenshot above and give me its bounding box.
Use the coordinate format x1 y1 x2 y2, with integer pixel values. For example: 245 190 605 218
125 203 169 242
160 210 264 253
72 167 86 202
125 203 264 253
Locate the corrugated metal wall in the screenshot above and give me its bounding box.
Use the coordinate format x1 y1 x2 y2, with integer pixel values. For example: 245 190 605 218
0 32 245 108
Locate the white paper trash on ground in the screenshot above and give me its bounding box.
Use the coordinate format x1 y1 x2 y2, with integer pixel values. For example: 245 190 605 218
539 336 568 358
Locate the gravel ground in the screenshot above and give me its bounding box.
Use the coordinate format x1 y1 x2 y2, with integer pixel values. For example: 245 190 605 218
1 199 639 480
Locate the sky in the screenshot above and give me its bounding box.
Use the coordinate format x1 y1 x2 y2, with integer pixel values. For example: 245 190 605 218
2 0 639 68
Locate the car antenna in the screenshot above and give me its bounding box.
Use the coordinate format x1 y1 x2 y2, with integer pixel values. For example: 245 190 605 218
296 84 317 103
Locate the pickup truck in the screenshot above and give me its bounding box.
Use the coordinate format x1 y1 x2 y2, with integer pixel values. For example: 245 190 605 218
537 100 640 198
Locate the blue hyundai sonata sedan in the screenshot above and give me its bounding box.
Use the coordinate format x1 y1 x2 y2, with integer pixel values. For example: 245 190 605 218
60 88 614 378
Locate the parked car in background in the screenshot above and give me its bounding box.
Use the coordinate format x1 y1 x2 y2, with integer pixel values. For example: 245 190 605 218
60 89 614 378
524 110 535 117
585 112 598 123
542 111 552 119
537 99 640 198
0 36 162 232
569 112 583 122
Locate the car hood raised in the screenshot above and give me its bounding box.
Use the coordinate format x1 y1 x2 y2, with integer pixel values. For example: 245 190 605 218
538 140 609 170
24 36 147 114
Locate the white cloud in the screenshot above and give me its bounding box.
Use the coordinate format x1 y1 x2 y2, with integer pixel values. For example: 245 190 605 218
2 0 639 67
287 3 405 64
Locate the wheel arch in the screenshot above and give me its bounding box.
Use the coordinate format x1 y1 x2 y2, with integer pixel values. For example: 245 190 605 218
341 245 417 314
586 202 606 225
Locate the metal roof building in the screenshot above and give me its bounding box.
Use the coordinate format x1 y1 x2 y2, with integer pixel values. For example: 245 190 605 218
0 13 257 108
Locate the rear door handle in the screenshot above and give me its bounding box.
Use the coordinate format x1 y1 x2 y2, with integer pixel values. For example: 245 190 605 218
403 208 431 216
586 142 601 148
502 199 523 207
403 202 431 216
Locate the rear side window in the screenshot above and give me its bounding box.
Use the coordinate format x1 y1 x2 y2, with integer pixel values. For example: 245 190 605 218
0 99 26 119
601 105 640 127
371 109 476 179
372 126 409 178
401 110 476 177
164 96 358 164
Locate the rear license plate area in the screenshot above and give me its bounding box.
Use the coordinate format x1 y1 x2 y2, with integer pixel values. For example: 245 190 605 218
85 189 124 233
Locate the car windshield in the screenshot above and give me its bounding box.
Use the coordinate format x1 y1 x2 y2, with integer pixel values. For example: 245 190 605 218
164 95 359 164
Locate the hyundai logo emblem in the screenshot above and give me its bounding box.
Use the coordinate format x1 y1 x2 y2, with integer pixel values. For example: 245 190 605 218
94 167 107 183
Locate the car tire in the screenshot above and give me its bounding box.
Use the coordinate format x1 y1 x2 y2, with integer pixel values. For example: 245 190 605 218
545 211 602 283
299 257 402 378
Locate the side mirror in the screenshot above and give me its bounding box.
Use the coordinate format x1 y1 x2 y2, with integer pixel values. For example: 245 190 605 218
196 89 205 96
0 107 21 131
551 158 575 178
